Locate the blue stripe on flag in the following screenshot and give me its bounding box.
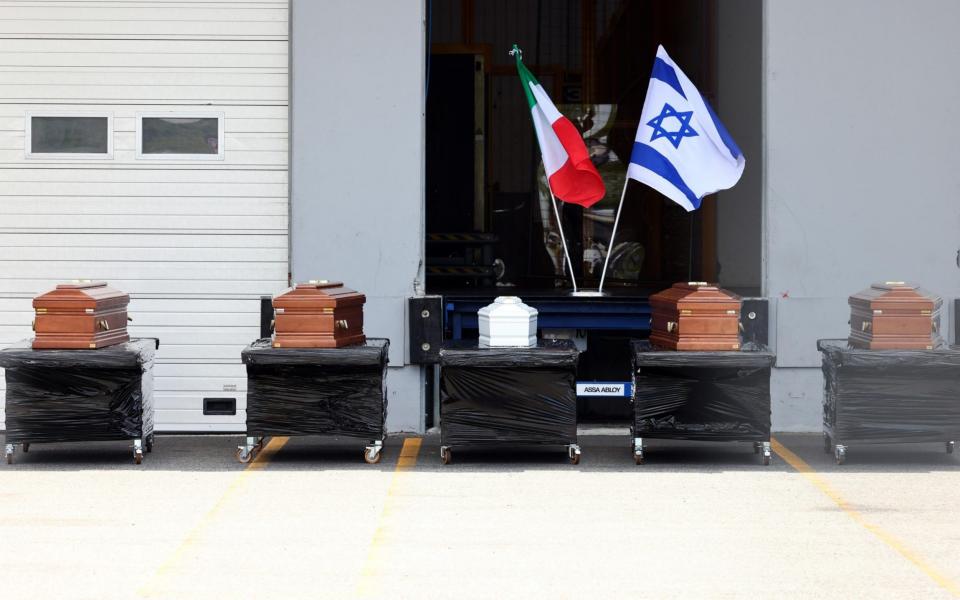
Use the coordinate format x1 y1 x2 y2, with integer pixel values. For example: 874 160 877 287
702 95 742 159
630 142 701 209
651 58 686 99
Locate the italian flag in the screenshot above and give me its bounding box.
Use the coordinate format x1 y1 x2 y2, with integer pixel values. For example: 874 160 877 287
516 47 606 207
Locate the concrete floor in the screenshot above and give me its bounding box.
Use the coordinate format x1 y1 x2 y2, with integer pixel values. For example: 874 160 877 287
1 432 958 599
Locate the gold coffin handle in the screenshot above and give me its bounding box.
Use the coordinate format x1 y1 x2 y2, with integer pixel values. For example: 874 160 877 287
667 321 678 333
861 321 871 332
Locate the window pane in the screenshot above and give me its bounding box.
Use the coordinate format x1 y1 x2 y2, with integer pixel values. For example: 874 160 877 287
31 117 109 154
142 117 220 155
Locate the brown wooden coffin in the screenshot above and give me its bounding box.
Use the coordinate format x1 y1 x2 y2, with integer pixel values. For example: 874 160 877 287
848 282 942 350
272 280 366 348
649 282 742 351
32 281 130 349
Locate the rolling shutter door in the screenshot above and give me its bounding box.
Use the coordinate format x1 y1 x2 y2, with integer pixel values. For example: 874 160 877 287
0 1 289 431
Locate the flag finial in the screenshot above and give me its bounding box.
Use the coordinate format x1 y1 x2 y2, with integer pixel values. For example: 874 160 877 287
509 44 522 59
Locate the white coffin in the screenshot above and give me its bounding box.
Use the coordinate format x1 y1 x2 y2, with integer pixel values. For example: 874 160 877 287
478 296 538 348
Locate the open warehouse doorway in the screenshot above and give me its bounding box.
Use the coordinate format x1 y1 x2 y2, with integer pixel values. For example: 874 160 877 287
425 0 762 420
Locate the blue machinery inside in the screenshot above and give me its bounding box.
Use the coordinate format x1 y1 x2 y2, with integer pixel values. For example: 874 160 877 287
443 295 652 340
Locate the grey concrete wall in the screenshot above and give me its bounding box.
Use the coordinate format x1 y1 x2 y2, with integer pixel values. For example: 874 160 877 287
290 0 426 432
765 0 960 430
716 0 762 291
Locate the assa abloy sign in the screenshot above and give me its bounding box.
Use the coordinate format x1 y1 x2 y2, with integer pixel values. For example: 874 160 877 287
576 382 632 397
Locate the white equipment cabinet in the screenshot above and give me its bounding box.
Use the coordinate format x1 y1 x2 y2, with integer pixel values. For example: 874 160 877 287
0 1 289 432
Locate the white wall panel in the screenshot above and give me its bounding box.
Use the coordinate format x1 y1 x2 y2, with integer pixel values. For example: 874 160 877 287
0 0 289 432
765 0 960 430
0 2 288 40
0 39 287 69
291 0 425 432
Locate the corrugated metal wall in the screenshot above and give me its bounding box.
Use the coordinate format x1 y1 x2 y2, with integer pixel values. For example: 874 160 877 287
0 0 290 431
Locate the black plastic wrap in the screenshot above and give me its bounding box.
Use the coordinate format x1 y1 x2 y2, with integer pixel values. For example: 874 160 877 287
818 339 960 444
631 340 774 441
440 339 579 368
0 339 156 444
439 340 579 447
241 338 388 439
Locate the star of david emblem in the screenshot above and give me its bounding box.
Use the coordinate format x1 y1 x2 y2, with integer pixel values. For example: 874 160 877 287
647 103 698 149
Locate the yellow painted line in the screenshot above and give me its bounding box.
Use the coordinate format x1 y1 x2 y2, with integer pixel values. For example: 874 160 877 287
395 436 422 470
137 436 289 598
772 437 960 598
355 437 422 598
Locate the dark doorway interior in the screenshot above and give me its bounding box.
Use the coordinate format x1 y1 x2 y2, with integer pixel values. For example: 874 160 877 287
425 0 718 294
426 54 478 235
425 0 762 422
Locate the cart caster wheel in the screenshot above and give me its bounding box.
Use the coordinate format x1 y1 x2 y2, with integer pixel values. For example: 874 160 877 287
823 434 833 454
5 453 12 465
947 441 955 454
567 445 581 465
134 451 143 465
364 448 382 464
762 453 771 466
440 448 452 465
633 442 645 465
22 443 30 453
753 442 761 454
255 439 264 452
835 446 846 465
145 437 153 453
236 448 253 464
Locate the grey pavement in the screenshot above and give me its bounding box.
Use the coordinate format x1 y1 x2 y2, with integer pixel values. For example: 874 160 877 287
1 432 958 599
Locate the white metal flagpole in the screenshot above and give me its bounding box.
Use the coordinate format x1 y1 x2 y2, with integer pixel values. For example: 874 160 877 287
513 44 579 295
597 180 629 294
549 189 579 293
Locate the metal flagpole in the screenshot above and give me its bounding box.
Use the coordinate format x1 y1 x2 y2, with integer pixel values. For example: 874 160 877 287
597 180 629 294
512 44 579 294
549 189 579 293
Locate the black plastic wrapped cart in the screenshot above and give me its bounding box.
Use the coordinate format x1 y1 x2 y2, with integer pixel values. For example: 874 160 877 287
438 340 580 464
239 338 389 464
0 338 157 465
631 340 775 465
818 339 960 464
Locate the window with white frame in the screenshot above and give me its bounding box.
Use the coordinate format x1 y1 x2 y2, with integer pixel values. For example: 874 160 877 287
26 114 113 159
136 114 224 160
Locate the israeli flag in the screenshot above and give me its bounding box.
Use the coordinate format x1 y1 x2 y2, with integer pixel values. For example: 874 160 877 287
628 46 745 211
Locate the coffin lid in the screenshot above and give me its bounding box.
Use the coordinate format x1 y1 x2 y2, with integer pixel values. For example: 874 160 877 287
650 282 742 306
477 296 538 318
273 280 366 309
56 280 106 290
849 282 941 310
33 280 129 309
